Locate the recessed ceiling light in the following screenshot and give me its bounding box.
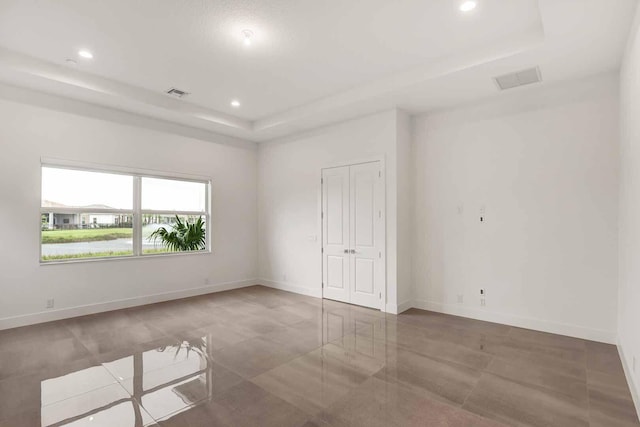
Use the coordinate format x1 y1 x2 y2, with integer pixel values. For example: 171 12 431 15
78 49 93 59
459 1 477 12
231 100 241 108
241 30 253 46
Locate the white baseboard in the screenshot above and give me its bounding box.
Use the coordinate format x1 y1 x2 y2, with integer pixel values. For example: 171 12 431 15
258 279 412 314
0 278 258 331
412 299 616 344
258 278 323 298
618 341 640 421
397 300 413 314
385 300 413 314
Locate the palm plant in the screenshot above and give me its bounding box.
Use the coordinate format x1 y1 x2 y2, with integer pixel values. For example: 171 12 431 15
149 215 206 251
157 336 209 361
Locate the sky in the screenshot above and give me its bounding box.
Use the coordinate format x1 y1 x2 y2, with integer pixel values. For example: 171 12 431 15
42 167 206 211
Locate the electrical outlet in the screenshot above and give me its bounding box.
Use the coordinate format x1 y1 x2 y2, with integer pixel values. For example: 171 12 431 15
457 294 463 303
480 298 486 307
46 298 54 309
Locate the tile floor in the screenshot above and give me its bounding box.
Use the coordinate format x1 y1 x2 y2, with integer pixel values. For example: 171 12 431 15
0 285 637 426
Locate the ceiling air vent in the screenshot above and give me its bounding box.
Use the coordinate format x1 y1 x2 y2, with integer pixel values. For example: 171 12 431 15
165 87 189 98
494 67 542 91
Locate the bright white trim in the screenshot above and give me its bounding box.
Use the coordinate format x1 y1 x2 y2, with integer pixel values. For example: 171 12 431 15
42 156 213 183
320 156 387 311
259 279 323 298
397 300 413 314
133 176 142 256
384 300 412 314
618 342 640 420
385 303 398 314
40 161 212 263
0 279 258 330
40 248 211 266
321 156 387 171
412 299 617 344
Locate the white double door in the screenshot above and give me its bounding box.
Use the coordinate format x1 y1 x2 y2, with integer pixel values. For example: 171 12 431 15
322 161 384 309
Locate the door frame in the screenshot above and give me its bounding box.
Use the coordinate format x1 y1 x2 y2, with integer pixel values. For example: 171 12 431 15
319 156 387 311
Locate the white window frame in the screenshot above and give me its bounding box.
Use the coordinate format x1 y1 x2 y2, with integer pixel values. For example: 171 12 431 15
40 158 211 264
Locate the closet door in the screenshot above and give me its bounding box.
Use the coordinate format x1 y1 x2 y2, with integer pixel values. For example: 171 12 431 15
348 162 383 309
322 166 350 303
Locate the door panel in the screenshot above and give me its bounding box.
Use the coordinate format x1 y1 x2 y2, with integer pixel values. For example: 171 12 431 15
322 161 383 310
322 166 350 303
326 256 345 289
353 168 375 247
326 174 347 245
354 258 374 294
349 162 382 309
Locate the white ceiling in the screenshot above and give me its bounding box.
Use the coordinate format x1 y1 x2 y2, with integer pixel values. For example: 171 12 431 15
0 0 636 142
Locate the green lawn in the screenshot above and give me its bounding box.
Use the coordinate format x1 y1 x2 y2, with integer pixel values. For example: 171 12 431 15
42 228 133 244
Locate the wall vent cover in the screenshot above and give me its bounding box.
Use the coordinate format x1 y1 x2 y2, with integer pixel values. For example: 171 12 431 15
494 67 542 90
166 88 189 98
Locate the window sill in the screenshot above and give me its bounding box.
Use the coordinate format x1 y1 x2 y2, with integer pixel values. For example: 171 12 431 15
40 249 212 266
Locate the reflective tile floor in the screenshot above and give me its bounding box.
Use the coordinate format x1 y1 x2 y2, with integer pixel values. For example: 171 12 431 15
0 285 638 427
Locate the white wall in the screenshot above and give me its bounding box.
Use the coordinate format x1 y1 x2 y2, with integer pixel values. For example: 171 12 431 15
412 73 620 343
257 110 407 311
0 89 258 329
618 6 640 412
396 110 413 309
0 66 624 362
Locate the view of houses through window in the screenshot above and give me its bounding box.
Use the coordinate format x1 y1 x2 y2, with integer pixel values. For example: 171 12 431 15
41 165 209 262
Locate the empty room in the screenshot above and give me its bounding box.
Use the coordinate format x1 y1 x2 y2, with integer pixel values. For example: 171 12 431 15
1 0 640 426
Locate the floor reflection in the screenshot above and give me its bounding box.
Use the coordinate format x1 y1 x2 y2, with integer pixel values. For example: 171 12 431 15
3 286 622 426
40 338 216 426
32 298 389 426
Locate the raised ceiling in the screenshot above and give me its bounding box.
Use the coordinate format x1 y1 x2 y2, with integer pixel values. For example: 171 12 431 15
0 0 636 142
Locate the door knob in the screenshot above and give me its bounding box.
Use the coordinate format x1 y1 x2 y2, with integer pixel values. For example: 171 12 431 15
350 249 356 254
344 249 349 253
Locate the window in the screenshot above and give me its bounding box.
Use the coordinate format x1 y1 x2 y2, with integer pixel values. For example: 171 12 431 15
141 177 208 255
41 163 210 262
